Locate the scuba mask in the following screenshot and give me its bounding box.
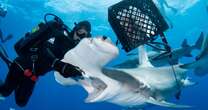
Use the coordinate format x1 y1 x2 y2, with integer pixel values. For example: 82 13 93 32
76 31 91 39
73 31 91 45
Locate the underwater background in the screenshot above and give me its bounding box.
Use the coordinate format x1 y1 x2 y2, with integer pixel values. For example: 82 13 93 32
0 0 208 110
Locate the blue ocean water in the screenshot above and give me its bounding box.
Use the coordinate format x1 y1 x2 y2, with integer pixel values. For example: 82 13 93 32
0 0 208 110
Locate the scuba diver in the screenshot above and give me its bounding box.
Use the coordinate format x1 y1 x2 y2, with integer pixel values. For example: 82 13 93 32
0 30 13 68
0 13 91 107
0 5 12 68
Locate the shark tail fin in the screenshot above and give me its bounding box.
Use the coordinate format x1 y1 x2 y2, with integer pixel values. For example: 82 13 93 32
194 35 208 76
194 32 204 50
147 97 192 108
180 35 208 76
181 32 204 57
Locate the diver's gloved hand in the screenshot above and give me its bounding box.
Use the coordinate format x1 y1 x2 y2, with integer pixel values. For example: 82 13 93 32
52 59 84 78
61 63 84 78
43 48 84 79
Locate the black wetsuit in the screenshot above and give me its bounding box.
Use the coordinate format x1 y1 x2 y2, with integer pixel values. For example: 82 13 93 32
0 21 82 107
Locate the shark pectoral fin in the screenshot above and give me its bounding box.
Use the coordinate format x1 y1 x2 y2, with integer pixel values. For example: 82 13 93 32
54 71 78 86
147 97 191 108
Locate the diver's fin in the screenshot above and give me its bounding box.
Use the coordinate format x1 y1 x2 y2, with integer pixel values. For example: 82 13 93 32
147 97 191 108
194 32 204 50
138 45 153 67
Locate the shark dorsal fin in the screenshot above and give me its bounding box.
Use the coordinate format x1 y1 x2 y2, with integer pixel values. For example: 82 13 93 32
138 45 153 67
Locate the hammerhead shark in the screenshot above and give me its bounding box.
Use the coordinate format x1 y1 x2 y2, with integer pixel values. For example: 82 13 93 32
54 36 207 109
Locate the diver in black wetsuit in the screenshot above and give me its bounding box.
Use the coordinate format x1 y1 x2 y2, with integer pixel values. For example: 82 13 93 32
0 14 91 107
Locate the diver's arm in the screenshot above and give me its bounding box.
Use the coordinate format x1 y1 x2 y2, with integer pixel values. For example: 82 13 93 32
44 47 83 78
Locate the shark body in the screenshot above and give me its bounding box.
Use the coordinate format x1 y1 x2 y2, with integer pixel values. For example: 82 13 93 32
54 36 204 109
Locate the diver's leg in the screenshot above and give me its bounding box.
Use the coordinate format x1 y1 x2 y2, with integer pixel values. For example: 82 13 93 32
0 62 22 97
14 78 35 107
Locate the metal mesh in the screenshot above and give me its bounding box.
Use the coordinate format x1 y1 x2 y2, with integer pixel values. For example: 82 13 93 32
108 0 169 52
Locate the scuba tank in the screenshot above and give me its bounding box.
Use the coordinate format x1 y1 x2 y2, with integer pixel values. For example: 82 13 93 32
14 13 71 57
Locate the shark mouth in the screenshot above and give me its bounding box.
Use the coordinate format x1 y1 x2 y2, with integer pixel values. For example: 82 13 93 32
83 77 107 102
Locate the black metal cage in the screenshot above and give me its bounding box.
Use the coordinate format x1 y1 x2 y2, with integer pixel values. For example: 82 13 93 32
108 0 169 52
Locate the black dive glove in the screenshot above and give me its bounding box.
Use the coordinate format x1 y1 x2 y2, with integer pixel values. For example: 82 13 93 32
52 59 84 78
